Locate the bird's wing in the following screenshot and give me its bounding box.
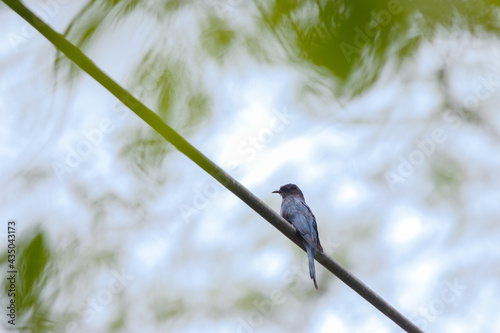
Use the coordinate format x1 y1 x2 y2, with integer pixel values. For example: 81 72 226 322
301 200 323 252
285 196 319 248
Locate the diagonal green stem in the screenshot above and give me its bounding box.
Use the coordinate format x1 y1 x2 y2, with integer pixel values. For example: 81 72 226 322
2 1 423 332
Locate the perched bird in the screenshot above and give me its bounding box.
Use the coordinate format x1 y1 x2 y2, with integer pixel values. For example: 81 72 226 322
273 183 323 289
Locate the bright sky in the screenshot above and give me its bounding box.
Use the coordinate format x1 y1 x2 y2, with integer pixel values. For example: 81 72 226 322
2 1 500 333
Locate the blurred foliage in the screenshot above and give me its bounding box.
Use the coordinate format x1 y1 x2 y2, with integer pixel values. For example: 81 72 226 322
429 154 466 201
152 298 186 322
236 290 268 310
120 128 172 182
51 0 500 178
1 229 54 332
201 17 236 60
8 0 497 331
257 0 500 96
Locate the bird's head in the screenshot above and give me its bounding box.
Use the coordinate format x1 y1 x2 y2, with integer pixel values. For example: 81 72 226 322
272 183 304 199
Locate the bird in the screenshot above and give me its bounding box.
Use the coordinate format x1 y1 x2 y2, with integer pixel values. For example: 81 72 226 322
273 183 323 289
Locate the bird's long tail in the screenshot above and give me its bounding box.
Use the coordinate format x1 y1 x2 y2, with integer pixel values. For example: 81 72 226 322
306 244 318 289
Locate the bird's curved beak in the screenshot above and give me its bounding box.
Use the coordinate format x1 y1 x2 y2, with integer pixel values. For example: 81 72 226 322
272 190 281 194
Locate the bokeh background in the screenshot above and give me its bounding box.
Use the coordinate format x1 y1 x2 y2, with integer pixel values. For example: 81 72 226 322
1 0 500 332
